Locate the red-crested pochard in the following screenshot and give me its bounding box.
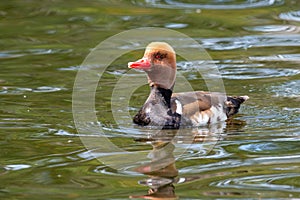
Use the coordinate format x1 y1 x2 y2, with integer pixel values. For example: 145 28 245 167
128 42 249 129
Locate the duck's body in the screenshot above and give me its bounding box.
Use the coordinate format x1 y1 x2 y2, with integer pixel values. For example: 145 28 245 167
133 86 248 129
128 42 248 129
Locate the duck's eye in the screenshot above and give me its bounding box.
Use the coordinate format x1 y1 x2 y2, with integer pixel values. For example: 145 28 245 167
154 52 166 60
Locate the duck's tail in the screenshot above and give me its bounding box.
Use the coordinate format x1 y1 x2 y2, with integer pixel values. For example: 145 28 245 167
225 95 249 117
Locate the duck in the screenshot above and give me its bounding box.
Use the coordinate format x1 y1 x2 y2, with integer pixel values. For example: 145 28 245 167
128 42 249 129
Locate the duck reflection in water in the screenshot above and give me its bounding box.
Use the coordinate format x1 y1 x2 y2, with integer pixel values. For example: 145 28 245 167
131 129 178 199
130 121 235 199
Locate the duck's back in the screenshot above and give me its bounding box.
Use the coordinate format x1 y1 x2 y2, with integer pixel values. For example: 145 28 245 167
171 91 248 126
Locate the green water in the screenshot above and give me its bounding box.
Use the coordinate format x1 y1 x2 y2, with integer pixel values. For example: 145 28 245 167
1 1 300 199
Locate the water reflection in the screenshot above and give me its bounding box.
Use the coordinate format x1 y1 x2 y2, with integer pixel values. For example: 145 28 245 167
130 122 239 199
132 139 178 199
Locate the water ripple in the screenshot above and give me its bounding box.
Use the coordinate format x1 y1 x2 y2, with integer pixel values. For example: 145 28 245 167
179 153 300 180
279 10 300 22
4 164 31 171
0 49 72 59
219 67 300 80
0 86 66 95
270 80 300 98
173 59 299 80
58 66 80 71
211 173 300 192
179 145 231 160
164 23 188 29
93 165 142 176
0 118 35 129
239 141 300 154
33 86 66 93
32 149 93 169
239 142 279 153
137 0 284 9
244 25 300 33
200 34 300 50
0 86 32 95
177 60 300 80
250 54 300 62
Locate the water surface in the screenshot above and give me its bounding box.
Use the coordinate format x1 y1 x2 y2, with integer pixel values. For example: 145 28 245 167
0 1 299 199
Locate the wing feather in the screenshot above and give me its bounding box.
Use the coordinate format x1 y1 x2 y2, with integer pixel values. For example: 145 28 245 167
172 91 226 117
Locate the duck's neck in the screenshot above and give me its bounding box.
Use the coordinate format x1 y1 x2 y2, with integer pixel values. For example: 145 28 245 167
149 86 173 108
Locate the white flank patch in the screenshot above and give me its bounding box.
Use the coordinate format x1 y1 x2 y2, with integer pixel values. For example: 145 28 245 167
201 114 210 124
175 100 182 115
191 104 227 126
191 112 210 126
210 105 227 123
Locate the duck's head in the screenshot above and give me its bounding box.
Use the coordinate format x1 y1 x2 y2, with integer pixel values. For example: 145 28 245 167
128 42 176 90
